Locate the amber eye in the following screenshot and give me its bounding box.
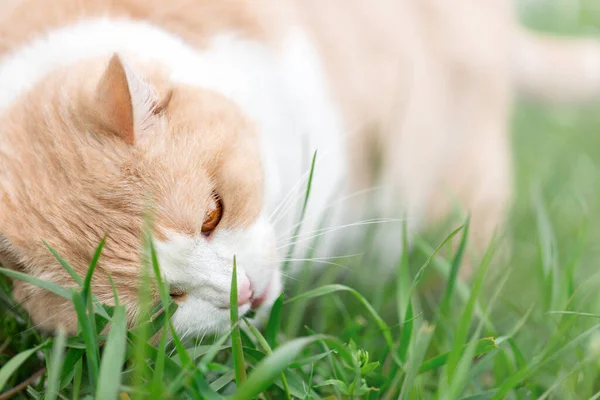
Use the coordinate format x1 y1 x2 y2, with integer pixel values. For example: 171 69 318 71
201 192 223 236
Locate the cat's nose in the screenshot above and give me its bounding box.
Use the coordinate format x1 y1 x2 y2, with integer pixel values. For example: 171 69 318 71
237 274 253 306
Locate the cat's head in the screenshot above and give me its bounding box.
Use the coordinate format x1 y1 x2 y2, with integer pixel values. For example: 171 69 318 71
0 54 281 335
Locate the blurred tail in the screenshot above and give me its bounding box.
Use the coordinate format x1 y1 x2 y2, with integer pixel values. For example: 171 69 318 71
514 28 600 103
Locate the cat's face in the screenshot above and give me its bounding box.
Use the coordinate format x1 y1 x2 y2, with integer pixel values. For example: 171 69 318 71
0 54 281 335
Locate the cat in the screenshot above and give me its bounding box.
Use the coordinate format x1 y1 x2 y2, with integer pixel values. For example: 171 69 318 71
0 0 599 336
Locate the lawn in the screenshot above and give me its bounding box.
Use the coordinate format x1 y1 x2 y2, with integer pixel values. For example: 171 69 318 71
1 2 600 399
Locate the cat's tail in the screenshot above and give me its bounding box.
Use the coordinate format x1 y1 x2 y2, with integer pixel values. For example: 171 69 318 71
514 28 600 103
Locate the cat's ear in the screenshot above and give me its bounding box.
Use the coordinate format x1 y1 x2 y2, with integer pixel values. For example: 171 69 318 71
94 54 160 145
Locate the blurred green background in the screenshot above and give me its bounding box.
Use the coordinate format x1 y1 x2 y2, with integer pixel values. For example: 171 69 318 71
510 0 600 303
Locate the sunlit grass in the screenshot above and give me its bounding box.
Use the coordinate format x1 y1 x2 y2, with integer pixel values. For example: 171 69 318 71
1 197 599 398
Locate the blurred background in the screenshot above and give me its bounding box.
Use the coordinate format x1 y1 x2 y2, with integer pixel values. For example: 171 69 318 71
285 0 600 393
510 0 600 303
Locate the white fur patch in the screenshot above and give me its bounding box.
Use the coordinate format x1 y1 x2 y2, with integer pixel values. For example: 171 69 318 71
155 217 280 334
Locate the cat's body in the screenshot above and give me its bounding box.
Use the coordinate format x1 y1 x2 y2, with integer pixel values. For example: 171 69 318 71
1 0 599 334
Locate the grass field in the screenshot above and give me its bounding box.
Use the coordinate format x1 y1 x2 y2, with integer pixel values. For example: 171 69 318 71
2 2 600 399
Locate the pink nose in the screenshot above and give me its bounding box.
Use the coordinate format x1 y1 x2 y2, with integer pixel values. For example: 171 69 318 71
237 275 253 306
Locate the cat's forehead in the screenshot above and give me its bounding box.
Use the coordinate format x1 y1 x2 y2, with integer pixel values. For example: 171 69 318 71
136 85 265 234
165 85 259 143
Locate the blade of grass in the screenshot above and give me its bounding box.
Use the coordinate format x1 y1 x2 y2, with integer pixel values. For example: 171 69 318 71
147 235 171 310
197 329 233 369
81 238 107 345
398 225 465 363
43 241 83 286
418 338 497 374
244 319 291 399
167 321 221 400
0 263 110 322
231 335 351 400
210 371 236 392
537 354 597 400
0 340 49 392
533 189 560 310
446 239 496 382
288 351 334 369
396 218 411 322
72 359 83 400
0 267 71 300
282 151 317 274
546 311 600 318
413 238 486 321
265 293 284 348
284 205 332 338
405 225 465 306
230 256 247 386
71 289 99 387
81 236 106 305
131 250 154 395
149 318 169 397
447 271 510 398
491 324 600 399
440 217 470 316
399 323 435 400
96 305 127 400
59 348 84 390
286 284 394 353
397 303 414 363
167 333 230 394
564 217 588 298
145 234 171 397
304 326 346 398
45 330 67 400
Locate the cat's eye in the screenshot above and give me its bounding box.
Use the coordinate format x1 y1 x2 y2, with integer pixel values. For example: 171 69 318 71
201 192 223 236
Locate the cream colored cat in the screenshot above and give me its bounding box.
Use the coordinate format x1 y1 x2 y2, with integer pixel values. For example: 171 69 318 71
0 0 599 335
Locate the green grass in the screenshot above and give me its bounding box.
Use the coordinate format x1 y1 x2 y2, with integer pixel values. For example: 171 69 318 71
2 2 600 399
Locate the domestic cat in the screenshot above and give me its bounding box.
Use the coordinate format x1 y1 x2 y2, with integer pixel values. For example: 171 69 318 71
0 0 599 335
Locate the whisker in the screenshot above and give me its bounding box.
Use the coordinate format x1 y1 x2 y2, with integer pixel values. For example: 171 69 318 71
88 284 123 288
276 185 392 240
277 218 405 248
269 152 336 228
20 307 73 336
279 259 352 270
278 271 301 281
277 252 362 261
268 168 311 223
168 343 179 358
192 331 201 360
